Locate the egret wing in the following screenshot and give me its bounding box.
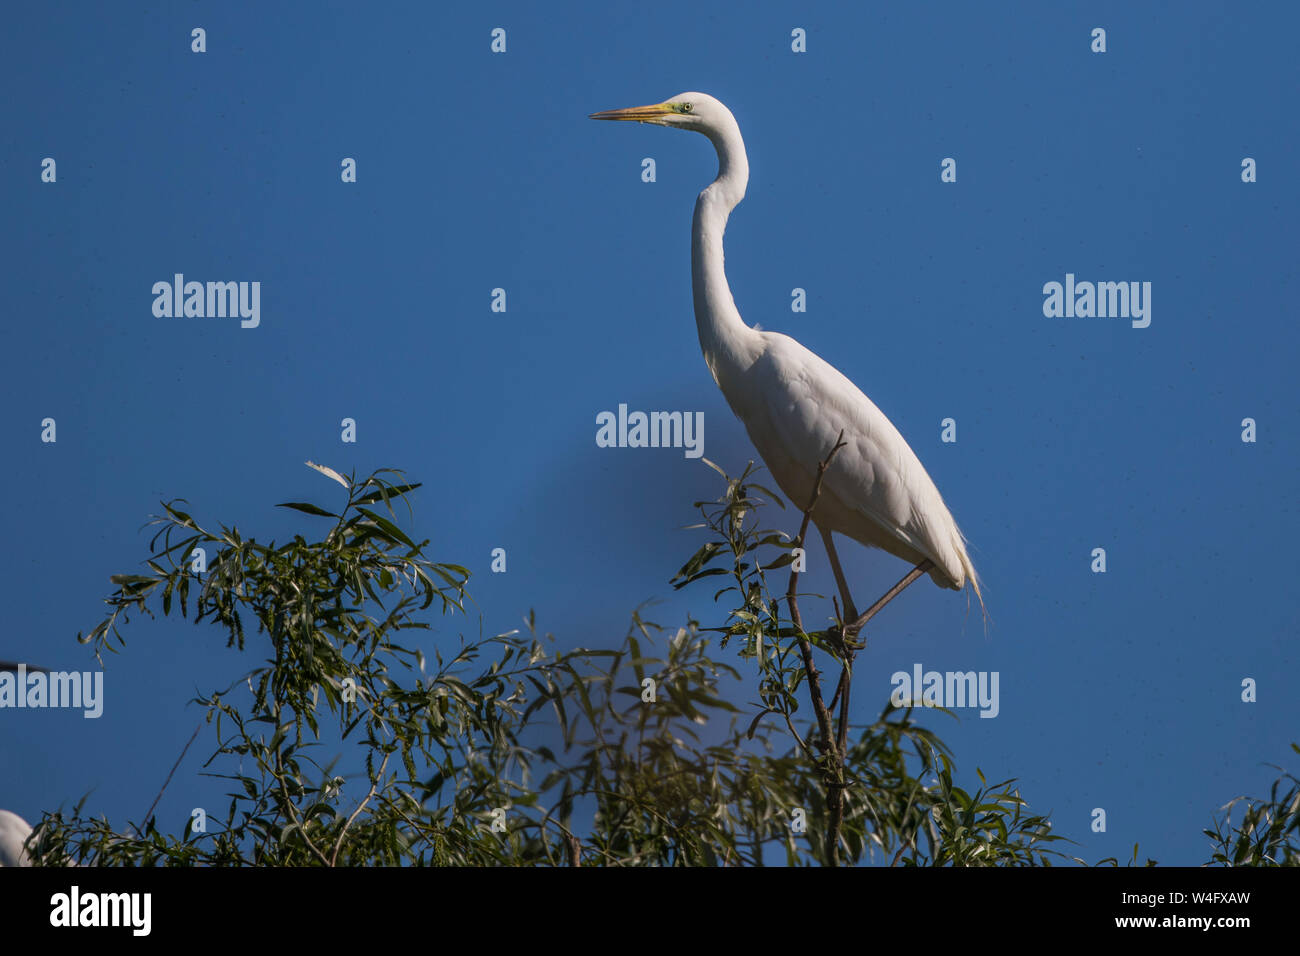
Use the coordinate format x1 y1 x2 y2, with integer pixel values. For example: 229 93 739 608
745 333 968 589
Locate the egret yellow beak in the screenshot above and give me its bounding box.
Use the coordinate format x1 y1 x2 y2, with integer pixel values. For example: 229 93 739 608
589 102 675 125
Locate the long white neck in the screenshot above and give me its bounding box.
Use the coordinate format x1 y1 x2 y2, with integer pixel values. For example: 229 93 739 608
692 119 756 386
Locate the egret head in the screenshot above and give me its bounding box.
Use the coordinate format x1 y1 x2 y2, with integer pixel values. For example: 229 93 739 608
591 91 749 202
589 92 734 136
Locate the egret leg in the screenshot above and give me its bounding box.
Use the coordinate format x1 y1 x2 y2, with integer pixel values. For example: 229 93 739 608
819 527 862 765
848 559 934 634
815 531 934 864
818 527 859 622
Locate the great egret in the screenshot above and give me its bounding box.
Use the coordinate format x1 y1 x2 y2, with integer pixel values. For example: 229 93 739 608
0 810 33 867
591 93 982 625
1 663 50 867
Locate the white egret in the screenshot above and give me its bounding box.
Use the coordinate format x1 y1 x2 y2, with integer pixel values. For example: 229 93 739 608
591 93 982 626
1 663 50 868
0 810 33 867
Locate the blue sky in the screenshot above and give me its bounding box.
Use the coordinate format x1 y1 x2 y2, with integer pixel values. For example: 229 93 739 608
2 1 1296 864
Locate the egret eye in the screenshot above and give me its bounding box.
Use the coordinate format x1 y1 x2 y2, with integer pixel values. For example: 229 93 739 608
681 102 693 112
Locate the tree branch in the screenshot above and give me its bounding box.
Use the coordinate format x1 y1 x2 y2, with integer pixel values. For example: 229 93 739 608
330 750 390 866
784 431 850 864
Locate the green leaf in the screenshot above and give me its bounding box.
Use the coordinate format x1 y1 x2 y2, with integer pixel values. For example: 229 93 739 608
275 502 339 518
700 458 728 480
352 483 422 507
357 508 416 549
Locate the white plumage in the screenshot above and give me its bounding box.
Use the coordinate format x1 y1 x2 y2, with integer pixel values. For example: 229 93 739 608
592 92 981 606
0 810 33 867
732 333 978 592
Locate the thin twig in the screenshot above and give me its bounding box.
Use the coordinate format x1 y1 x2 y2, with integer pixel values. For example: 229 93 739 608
278 762 331 867
139 721 202 836
781 709 810 759
330 750 390 866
